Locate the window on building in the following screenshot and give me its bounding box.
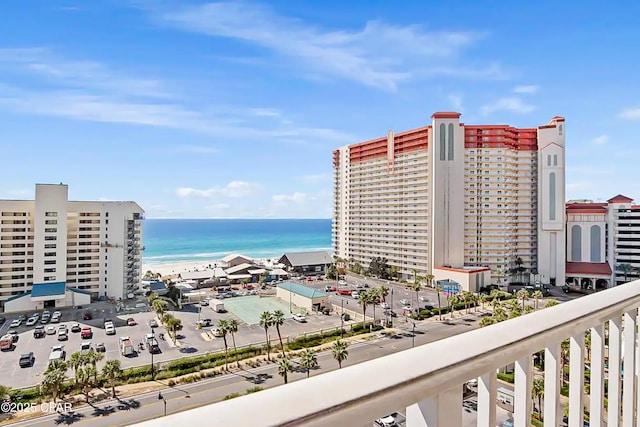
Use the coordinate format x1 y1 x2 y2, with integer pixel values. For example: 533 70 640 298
45 212 58 217
553 154 558 166
448 123 454 161
571 225 582 261
549 172 556 220
590 225 601 262
547 155 551 166
439 124 446 161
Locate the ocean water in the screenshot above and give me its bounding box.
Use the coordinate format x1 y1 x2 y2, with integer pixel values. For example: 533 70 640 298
142 219 332 265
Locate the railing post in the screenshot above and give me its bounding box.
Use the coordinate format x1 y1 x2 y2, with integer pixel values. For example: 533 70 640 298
544 342 562 427
623 309 637 427
406 386 462 427
568 332 585 427
477 373 496 427
609 316 622 427
590 324 605 427
514 356 532 427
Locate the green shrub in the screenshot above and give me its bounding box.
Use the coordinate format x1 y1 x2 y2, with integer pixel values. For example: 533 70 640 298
560 384 569 397
245 386 263 394
497 372 514 383
222 392 242 400
531 417 543 427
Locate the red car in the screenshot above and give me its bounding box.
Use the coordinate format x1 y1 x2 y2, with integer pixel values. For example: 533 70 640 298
338 289 352 296
80 327 92 339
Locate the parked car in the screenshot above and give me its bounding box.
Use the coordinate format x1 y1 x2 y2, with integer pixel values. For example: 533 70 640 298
83 312 93 320
46 326 57 335
399 299 410 305
57 329 68 341
338 280 347 286
375 415 397 427
126 318 136 326
80 342 93 353
379 302 390 310
9 319 21 328
563 284 581 293
351 291 360 299
70 323 81 333
81 327 93 339
292 313 306 322
96 343 106 352
384 310 398 318
40 313 50 324
149 319 158 328
105 323 116 335
210 327 224 337
33 326 45 338
17 314 26 322
25 317 38 327
324 285 337 292
418 296 429 302
50 312 61 323
19 352 34 368
197 319 212 327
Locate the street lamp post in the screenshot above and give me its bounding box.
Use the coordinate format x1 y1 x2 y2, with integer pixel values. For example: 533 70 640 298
340 299 344 337
150 329 155 380
412 322 416 348
158 392 166 416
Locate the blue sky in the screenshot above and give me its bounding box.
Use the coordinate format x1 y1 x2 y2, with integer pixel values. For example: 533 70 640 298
1 1 639 218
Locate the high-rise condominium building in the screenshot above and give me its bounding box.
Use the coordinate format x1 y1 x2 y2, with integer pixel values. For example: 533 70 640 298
332 112 566 289
0 183 144 312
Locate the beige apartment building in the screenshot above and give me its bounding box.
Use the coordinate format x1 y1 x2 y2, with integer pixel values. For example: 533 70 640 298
0 183 144 312
332 112 566 288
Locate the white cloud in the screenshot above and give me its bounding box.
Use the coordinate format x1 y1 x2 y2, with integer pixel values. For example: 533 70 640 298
250 108 281 117
176 145 220 154
592 135 610 145
481 97 536 115
301 173 331 184
512 85 539 94
272 192 308 202
619 108 640 120
448 93 463 110
155 2 503 90
176 181 261 199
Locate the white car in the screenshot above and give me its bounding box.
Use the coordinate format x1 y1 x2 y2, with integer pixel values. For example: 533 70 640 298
338 280 347 286
50 312 61 323
10 319 21 328
375 415 397 427
379 302 390 310
419 296 429 302
46 326 57 335
403 305 412 311
292 313 306 323
351 291 360 299
26 317 38 327
105 323 116 335
399 299 410 305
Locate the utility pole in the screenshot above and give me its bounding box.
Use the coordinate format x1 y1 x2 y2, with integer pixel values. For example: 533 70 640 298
412 322 416 348
340 299 344 337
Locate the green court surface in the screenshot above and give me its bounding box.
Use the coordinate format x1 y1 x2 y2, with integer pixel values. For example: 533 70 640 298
223 296 293 325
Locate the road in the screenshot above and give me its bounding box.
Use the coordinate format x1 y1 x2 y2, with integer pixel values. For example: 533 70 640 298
8 315 487 426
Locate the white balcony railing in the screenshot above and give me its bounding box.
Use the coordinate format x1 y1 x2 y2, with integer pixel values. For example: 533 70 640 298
135 282 640 427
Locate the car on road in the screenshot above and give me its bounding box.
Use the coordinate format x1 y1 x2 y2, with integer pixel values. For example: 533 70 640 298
9 319 21 328
81 327 93 339
80 342 93 353
149 319 158 328
57 329 68 341
199 299 209 306
19 352 34 368
197 319 212 327
96 343 106 352
399 299 410 305
83 311 93 320
375 415 397 426
562 284 581 293
338 280 347 286
324 285 337 292
210 327 224 337
384 310 398 318
351 291 360 299
7 330 18 341
25 317 38 327
70 323 81 333
127 318 136 326
418 296 429 302
402 305 412 312
46 326 56 335
379 302 390 310
338 289 352 296
292 313 306 322
33 326 45 338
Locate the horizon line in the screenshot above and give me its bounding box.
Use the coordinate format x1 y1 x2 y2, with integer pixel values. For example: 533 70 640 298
145 217 332 220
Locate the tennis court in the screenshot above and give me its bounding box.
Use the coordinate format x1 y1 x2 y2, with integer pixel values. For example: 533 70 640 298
223 295 293 325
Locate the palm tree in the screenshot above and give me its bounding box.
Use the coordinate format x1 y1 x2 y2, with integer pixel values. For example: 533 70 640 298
217 319 230 370
616 263 633 283
357 291 373 328
532 377 544 416
378 285 389 303
425 273 435 289
479 316 496 327
152 299 168 319
435 283 443 321
560 339 570 385
41 366 65 402
531 290 544 310
299 348 319 378
102 360 122 397
448 294 460 319
411 281 422 309
259 311 273 361
332 340 349 369
584 330 592 362
69 351 85 385
77 365 97 403
545 299 559 308
0 385 10 401
271 310 286 357
516 289 529 311
227 319 240 368
165 316 182 344
277 357 293 384
85 350 104 383
389 266 399 281
480 293 491 311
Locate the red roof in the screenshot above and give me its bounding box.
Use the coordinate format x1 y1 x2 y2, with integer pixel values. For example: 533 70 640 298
608 194 634 204
566 202 608 214
566 262 612 276
431 112 461 119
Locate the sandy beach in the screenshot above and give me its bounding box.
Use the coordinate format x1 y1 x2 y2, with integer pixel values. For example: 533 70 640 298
142 261 220 277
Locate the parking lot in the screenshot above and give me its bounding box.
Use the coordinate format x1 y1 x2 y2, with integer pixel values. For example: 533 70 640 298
0 296 349 389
